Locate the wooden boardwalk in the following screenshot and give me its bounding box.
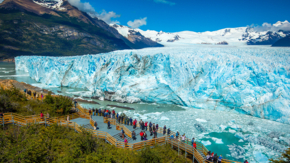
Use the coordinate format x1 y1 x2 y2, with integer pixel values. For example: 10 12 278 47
0 81 240 163
0 105 241 163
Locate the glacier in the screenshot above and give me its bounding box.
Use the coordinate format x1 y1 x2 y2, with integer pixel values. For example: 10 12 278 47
15 46 290 124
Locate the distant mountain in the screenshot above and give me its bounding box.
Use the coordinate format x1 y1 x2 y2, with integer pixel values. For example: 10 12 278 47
112 25 163 48
113 21 290 46
0 0 162 59
272 36 290 47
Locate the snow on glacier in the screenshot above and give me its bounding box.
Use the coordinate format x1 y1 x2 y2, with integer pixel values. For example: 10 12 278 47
15 46 290 124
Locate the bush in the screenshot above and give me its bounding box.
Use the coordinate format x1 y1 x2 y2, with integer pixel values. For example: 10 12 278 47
0 87 72 116
0 125 188 163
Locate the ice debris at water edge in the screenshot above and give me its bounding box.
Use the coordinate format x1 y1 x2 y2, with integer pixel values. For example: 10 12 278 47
15 46 290 124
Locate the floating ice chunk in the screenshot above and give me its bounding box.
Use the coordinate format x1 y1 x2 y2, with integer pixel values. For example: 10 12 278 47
196 118 207 122
229 129 236 133
238 139 244 142
220 125 227 130
201 140 212 146
212 137 223 144
253 151 269 163
160 116 169 120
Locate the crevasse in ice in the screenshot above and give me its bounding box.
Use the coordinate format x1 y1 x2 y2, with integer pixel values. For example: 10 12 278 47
15 46 290 124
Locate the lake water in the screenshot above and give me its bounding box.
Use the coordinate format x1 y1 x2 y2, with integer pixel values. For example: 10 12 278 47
1 62 289 162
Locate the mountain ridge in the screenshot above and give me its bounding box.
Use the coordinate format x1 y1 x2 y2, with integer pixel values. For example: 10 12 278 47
0 0 162 59
113 21 290 46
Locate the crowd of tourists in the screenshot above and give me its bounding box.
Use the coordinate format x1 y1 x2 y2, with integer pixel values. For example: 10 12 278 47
24 89 44 101
85 107 238 163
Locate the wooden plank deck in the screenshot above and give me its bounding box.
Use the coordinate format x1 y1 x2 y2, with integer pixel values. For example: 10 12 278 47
0 103 241 163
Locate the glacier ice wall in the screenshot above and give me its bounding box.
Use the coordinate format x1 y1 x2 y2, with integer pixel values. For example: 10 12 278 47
15 46 290 124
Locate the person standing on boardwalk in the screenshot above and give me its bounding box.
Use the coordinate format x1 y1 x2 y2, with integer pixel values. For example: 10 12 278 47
107 121 111 129
156 124 159 131
94 121 98 130
193 142 196 149
112 110 115 118
129 117 132 126
40 112 44 120
213 154 218 163
74 100 78 109
126 117 129 125
133 119 137 129
67 115 70 121
181 134 186 143
143 131 147 140
176 131 180 140
139 119 142 129
150 128 153 136
153 123 156 131
163 125 166 135
124 138 128 146
140 131 144 140
132 131 136 140
141 121 145 130
149 123 152 133
153 130 158 138
167 128 171 135
41 93 43 102
218 155 222 163
121 128 125 139
92 108 95 116
145 121 148 131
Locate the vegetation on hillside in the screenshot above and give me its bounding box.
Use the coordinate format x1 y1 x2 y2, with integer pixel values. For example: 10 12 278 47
0 124 188 163
0 87 72 116
0 8 129 59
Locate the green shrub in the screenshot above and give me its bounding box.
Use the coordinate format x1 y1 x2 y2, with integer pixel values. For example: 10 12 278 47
0 125 188 163
0 87 72 116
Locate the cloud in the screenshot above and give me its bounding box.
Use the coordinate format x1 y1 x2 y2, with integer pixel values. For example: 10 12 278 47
67 0 120 24
254 20 290 32
127 17 147 29
96 10 120 25
68 0 95 13
154 0 175 5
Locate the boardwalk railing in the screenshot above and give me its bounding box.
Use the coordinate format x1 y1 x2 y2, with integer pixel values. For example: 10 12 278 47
0 102 238 163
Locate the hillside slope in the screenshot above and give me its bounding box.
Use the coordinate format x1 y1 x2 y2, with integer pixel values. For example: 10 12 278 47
272 36 290 47
0 0 162 59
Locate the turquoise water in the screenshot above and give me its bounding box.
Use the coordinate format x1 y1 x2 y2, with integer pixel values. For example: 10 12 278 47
200 130 247 162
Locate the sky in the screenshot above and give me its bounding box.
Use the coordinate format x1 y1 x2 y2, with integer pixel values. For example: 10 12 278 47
2 0 289 32
67 0 290 32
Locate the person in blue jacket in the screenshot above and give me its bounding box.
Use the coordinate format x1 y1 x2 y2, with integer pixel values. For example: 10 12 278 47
218 155 222 163
176 131 180 139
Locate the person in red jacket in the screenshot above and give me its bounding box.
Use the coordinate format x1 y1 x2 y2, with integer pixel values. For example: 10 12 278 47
145 122 148 131
40 112 44 120
112 110 115 118
193 142 197 149
133 119 137 129
140 131 144 140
